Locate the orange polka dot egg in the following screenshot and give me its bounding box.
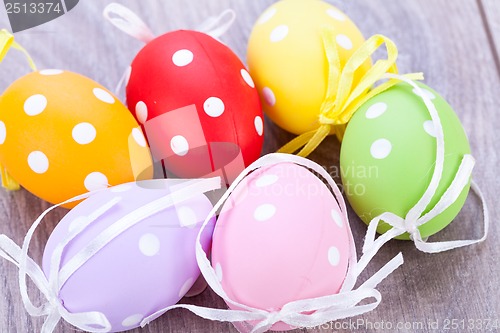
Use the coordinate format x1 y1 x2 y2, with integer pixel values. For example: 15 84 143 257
247 0 371 135
0 70 153 207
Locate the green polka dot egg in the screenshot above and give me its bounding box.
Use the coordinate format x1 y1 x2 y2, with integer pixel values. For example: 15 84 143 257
340 82 471 239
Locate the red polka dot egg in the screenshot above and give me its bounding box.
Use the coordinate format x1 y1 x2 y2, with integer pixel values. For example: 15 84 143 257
211 160 351 331
126 30 264 180
0 70 153 207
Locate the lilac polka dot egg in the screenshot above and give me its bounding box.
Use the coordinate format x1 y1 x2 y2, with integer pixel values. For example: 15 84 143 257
42 180 215 332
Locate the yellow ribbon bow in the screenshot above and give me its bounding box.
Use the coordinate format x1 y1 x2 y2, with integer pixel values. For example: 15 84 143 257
0 29 37 191
278 31 423 157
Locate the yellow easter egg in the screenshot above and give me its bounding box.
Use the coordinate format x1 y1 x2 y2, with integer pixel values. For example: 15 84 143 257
0 70 153 208
248 0 371 135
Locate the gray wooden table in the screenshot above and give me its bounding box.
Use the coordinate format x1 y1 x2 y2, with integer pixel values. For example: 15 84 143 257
1 1 499 332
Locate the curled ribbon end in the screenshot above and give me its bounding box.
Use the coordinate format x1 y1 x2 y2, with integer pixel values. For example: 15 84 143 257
1 165 21 191
414 72 425 81
0 29 14 63
197 9 237 39
0 29 37 71
103 3 156 44
297 125 331 157
334 124 347 142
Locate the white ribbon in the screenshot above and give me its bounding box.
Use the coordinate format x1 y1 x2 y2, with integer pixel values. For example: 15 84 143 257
0 177 221 333
103 3 155 43
103 3 235 43
195 9 236 39
362 74 489 256
142 153 404 333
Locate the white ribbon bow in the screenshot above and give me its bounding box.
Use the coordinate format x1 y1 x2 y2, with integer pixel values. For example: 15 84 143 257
103 3 235 42
361 74 489 257
0 178 221 333
142 153 404 333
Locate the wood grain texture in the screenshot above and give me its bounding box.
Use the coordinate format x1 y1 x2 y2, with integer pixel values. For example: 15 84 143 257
480 0 500 76
1 1 499 333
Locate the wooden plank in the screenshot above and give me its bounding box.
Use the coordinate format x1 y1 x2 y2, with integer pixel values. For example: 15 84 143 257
1 0 499 332
480 0 500 76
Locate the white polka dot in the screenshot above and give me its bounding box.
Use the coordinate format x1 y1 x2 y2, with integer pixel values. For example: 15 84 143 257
241 69 255 88
258 7 277 24
254 116 264 136
331 209 343 228
328 246 340 266
93 88 115 104
423 120 437 137
262 87 276 106
24 94 47 116
270 25 289 42
124 66 132 86
170 135 189 156
177 206 198 228
327 8 346 21
139 233 161 256
254 204 276 221
203 97 225 117
72 123 96 145
68 216 88 232
178 277 194 298
370 139 392 159
135 101 148 124
365 102 388 119
132 128 147 147
121 314 143 327
0 121 6 144
172 49 194 67
215 263 223 282
413 87 436 100
110 183 133 193
255 174 278 187
39 69 63 75
336 34 353 50
84 172 108 191
27 151 49 174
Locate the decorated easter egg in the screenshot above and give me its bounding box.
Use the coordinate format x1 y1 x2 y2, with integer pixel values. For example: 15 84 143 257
0 70 153 207
42 180 216 332
211 161 350 331
340 82 471 239
247 0 371 135
126 30 263 181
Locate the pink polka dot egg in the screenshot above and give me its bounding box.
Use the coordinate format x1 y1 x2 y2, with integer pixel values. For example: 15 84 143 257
42 180 215 332
211 160 351 331
125 30 263 181
0 70 153 208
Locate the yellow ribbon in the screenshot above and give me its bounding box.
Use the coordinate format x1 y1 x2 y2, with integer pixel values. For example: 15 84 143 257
0 29 37 191
278 31 424 157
